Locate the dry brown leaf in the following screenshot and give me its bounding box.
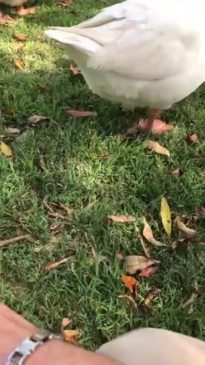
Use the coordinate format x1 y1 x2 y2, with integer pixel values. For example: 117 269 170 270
116 252 124 261
13 42 25 51
58 0 73 8
27 115 48 126
171 167 183 177
61 318 72 328
59 203 74 217
144 289 161 306
4 127 21 135
45 257 69 270
43 200 66 220
160 197 172 236
2 108 14 116
61 317 81 344
13 33 27 41
0 141 13 157
69 63 80 75
175 216 196 238
187 133 198 144
49 222 64 234
139 266 158 277
14 59 24 70
38 155 47 171
124 255 159 275
118 295 138 309
145 140 170 157
108 215 135 223
138 234 150 258
0 234 31 248
181 292 198 309
143 220 165 247
121 274 138 295
66 110 95 117
0 12 14 25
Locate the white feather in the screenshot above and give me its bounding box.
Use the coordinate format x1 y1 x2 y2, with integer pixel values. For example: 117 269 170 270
45 0 205 109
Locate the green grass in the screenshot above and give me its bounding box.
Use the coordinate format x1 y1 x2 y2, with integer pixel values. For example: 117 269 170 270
1 0 205 349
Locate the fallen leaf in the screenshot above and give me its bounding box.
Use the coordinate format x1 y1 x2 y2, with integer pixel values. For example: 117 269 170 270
59 203 74 217
145 140 170 157
138 234 150 258
175 216 196 238
4 127 20 135
45 257 69 270
198 206 205 216
121 274 138 295
181 292 198 309
58 0 73 8
138 119 174 134
49 222 64 234
187 133 198 144
199 170 205 178
144 289 161 306
17 6 36 16
14 59 24 70
116 252 124 261
84 232 107 262
13 33 26 41
118 295 138 309
61 317 81 344
63 329 80 344
124 255 159 275
38 155 47 171
43 200 64 219
0 141 13 157
2 108 14 115
140 266 158 277
13 42 25 51
171 167 183 178
160 197 172 235
0 234 31 248
61 317 72 328
142 220 165 247
27 115 48 126
66 110 95 117
0 12 14 25
69 63 80 75
38 84 48 93
108 215 135 223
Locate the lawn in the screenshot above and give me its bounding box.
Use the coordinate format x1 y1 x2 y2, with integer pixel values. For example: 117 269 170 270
1 0 205 350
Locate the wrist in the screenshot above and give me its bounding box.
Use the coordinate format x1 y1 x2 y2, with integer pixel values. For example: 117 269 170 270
26 339 74 365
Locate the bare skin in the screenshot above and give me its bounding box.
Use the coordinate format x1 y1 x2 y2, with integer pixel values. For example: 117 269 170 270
0 304 119 365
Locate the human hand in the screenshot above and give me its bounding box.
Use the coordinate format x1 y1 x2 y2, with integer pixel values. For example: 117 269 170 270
0 304 118 365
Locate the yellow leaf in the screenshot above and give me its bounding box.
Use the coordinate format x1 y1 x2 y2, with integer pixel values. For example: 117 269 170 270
0 142 13 157
145 140 170 157
14 59 24 70
63 329 81 344
160 197 172 235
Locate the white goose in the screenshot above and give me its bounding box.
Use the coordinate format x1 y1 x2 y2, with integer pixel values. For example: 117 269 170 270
45 0 205 132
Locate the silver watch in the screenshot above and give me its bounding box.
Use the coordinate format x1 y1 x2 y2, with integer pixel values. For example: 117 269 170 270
5 331 62 365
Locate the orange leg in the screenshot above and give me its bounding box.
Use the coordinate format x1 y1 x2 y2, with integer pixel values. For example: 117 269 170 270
16 4 36 16
137 108 174 134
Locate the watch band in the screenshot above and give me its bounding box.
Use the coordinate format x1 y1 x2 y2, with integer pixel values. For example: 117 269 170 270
5 331 62 365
